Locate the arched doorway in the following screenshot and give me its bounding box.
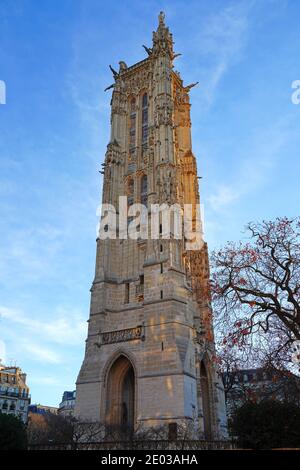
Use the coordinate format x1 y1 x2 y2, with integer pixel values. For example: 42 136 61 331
105 355 135 433
200 361 212 439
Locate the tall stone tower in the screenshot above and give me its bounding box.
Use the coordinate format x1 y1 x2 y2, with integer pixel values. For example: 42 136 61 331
75 12 227 439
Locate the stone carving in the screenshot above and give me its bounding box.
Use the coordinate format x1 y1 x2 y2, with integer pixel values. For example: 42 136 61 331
123 66 152 95
154 106 173 126
183 82 199 93
105 141 124 166
104 83 114 92
194 327 205 345
109 65 119 80
119 61 128 73
158 11 165 25
174 85 190 105
143 45 152 56
100 326 144 345
156 166 178 203
109 64 119 80
111 92 127 115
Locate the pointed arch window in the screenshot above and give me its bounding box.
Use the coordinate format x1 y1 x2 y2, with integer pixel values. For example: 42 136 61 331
141 174 148 207
129 98 136 157
141 93 148 152
200 361 212 440
127 177 134 197
127 177 134 224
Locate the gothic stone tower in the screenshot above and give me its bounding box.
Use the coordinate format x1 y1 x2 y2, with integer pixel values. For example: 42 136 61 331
75 12 227 439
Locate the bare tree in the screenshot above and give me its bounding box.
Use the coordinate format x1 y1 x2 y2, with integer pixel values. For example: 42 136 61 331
211 217 300 374
69 418 105 449
27 413 49 445
27 412 73 446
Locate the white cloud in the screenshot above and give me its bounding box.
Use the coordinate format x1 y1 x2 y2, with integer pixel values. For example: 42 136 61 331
21 341 62 364
208 185 239 212
0 224 65 286
29 376 60 386
198 3 251 56
207 116 292 212
0 305 87 346
0 340 6 364
194 1 254 106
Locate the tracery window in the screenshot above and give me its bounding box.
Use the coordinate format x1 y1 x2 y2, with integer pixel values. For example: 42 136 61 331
141 174 148 207
125 283 130 304
127 177 134 224
129 98 136 157
141 93 148 152
127 177 134 197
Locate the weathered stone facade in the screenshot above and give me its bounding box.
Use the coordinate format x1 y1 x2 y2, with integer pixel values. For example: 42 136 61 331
75 12 227 439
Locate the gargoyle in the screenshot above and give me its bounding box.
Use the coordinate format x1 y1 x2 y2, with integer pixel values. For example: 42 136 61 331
183 81 199 92
104 83 114 92
109 64 119 79
172 52 182 60
143 44 153 56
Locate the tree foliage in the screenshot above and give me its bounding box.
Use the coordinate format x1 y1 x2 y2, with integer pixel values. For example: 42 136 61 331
231 400 300 449
0 412 27 450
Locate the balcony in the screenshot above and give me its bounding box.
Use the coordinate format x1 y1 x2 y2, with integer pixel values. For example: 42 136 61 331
0 389 30 399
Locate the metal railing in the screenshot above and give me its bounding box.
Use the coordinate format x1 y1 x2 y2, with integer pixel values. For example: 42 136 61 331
0 389 30 399
28 439 235 451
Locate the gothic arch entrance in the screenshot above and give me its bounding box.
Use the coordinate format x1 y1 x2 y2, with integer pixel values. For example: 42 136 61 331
105 355 135 432
200 361 212 439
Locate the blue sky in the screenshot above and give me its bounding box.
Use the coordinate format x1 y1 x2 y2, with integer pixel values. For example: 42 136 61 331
0 0 299 407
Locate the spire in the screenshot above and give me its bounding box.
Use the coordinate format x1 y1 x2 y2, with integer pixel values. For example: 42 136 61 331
152 11 174 56
158 11 165 27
